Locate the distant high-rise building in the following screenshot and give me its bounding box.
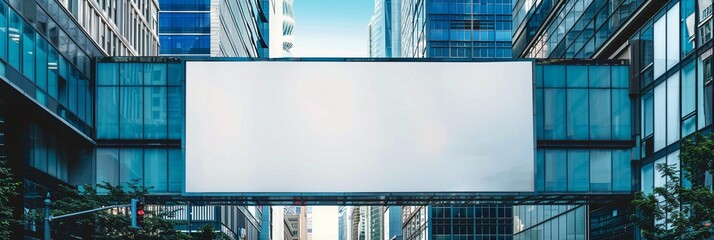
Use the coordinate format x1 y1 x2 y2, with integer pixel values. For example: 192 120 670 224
270 0 295 57
368 0 401 57
159 0 279 57
62 0 160 56
400 0 511 58
339 206 350 240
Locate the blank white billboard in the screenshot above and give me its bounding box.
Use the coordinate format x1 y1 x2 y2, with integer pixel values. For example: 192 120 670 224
185 61 534 193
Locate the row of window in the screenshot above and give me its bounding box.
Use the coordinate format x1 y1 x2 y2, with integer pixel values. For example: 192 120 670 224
527 0 647 58
428 0 511 15
159 35 210 55
96 148 183 193
0 1 93 132
535 149 632 192
159 13 210 34
536 65 630 141
513 205 586 240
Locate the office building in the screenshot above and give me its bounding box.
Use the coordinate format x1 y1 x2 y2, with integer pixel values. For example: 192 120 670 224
159 0 275 57
63 0 160 56
400 0 512 58
369 0 400 57
270 0 295 57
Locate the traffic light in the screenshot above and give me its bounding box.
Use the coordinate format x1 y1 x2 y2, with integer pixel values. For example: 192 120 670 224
131 199 145 229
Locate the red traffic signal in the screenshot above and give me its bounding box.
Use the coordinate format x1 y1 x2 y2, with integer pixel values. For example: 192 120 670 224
131 199 145 228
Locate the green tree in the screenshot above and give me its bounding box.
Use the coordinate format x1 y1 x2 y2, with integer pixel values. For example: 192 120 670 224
196 223 231 240
45 179 190 240
0 160 20 239
632 133 714 240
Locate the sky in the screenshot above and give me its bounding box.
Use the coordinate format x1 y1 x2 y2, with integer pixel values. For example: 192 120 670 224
290 0 374 57
290 1 375 239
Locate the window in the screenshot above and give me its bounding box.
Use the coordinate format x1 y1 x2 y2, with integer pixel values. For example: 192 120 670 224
666 3 680 70
144 87 167 139
698 55 712 129
120 87 143 139
567 150 589 192
667 73 680 145
545 150 566 191
590 89 611 140
0 2 6 61
654 14 666 78
8 9 21 70
144 148 168 192
544 89 566 139
612 150 631 191
590 150 612 191
654 82 666 151
97 87 119 138
612 89 631 140
119 149 143 187
682 0 696 55
642 162 654 194
96 148 119 187
567 89 588 139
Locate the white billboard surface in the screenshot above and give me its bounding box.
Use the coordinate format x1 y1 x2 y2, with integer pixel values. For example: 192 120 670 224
185 61 534 193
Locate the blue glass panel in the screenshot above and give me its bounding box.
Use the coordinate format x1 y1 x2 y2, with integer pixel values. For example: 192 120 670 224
97 63 119 85
168 87 183 139
567 89 588 140
545 150 566 191
96 148 119 187
69 69 78 113
167 63 184 85
536 150 544 192
590 89 611 140
0 2 6 61
144 148 168 192
22 21 34 82
119 149 143 186
120 87 143 139
589 66 610 88
543 65 565 87
682 115 696 137
567 150 589 192
120 63 143 85
682 61 696 116
681 0 695 56
544 89 565 139
642 91 654 136
144 87 167 139
8 9 20 69
641 162 654 195
160 0 210 11
536 89 543 139
160 35 210 55
590 150 612 191
612 149 631 191
168 149 183 192
97 87 119 139
47 48 58 99
566 66 587 87
36 38 48 90
611 66 629 88
159 13 210 33
612 89 631 140
144 63 167 85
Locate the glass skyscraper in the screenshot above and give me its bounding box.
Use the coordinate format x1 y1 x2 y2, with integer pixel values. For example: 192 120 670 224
369 0 401 57
400 0 512 58
159 0 270 57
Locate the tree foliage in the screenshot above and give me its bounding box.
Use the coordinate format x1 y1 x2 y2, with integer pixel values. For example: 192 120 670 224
632 133 714 240
45 179 191 240
0 160 20 239
197 223 232 240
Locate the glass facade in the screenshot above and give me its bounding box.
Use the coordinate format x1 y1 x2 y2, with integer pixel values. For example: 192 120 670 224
0 0 98 136
534 64 633 193
159 0 211 56
513 205 587 240
159 0 270 57
95 61 184 192
632 0 714 197
512 0 662 58
401 0 512 58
